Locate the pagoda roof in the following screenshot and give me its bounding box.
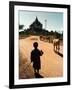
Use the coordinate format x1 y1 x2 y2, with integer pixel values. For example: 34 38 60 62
30 17 42 26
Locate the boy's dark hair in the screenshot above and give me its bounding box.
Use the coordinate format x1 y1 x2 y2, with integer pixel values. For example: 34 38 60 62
33 42 38 48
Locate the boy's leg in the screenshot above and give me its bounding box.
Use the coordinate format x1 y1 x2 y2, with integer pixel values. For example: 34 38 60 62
37 69 39 74
34 68 36 73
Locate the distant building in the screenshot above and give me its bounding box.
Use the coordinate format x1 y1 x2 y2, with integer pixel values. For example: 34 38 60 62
29 17 42 33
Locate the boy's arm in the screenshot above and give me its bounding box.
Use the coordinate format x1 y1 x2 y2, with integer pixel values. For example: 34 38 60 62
40 50 44 56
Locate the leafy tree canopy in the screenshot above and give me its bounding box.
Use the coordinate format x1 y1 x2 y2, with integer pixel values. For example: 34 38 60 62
19 25 24 30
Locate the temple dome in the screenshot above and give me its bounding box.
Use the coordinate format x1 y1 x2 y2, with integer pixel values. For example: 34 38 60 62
30 17 42 29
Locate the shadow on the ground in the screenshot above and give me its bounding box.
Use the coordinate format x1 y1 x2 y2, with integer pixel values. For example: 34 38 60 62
54 50 63 57
34 73 44 78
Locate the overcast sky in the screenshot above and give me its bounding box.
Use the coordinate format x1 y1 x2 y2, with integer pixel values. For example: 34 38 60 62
19 10 63 33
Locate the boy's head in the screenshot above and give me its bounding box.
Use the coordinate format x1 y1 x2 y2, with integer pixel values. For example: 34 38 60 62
33 42 38 49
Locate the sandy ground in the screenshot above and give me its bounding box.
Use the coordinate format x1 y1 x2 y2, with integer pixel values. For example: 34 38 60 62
19 36 63 79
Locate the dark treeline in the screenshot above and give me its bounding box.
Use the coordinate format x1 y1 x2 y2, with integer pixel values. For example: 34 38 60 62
19 28 63 40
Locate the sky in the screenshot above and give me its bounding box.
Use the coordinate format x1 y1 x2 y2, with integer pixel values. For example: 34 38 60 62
19 10 63 33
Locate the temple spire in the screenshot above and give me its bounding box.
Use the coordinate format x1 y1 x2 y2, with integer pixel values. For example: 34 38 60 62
35 16 38 22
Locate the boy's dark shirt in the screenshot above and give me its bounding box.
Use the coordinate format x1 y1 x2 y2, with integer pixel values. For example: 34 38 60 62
31 49 43 70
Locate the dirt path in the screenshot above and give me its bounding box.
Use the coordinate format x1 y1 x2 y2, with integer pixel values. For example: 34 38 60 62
19 36 63 79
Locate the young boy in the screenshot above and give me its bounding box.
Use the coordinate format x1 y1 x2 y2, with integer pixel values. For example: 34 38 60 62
31 42 43 74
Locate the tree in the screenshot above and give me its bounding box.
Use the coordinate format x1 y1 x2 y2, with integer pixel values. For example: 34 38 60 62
50 31 54 35
19 25 24 30
54 31 61 38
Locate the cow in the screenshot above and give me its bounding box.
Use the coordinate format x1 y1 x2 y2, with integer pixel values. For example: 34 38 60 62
40 35 46 41
53 39 60 52
40 35 50 42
